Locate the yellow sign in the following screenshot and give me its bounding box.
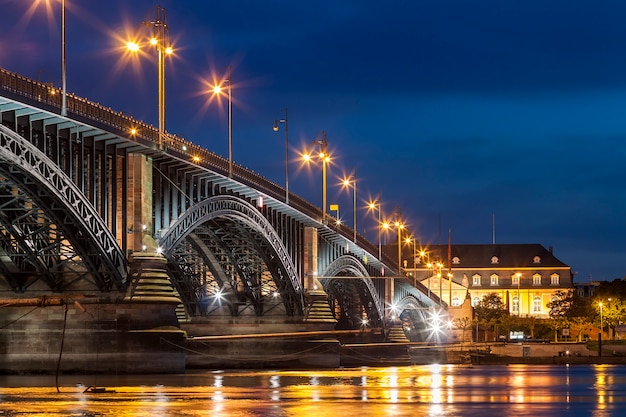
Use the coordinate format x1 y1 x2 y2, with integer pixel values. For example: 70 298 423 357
330 204 339 211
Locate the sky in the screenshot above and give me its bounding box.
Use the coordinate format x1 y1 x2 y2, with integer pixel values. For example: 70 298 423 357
1 0 626 282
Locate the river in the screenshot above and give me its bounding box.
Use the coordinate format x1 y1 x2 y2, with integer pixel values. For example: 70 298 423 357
1 364 624 416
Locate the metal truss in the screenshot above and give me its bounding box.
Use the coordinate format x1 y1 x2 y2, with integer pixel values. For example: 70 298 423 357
159 195 303 316
0 124 126 291
0 182 94 291
320 254 385 328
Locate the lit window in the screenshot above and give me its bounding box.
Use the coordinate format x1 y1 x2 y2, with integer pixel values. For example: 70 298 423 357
490 274 499 286
472 274 481 286
472 296 480 307
452 296 460 306
512 296 519 313
491 256 499 264
533 256 541 264
452 256 460 264
512 274 520 286
533 295 542 312
533 274 542 286
551 274 560 285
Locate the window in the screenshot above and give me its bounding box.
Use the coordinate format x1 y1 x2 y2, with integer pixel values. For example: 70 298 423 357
512 274 520 286
512 296 519 313
491 256 499 264
551 274 560 285
472 274 481 286
490 274 499 286
533 274 542 286
452 256 460 264
472 296 480 307
452 296 461 306
533 295 542 312
533 256 541 264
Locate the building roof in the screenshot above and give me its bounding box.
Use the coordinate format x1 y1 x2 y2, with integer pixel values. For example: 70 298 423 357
400 243 571 270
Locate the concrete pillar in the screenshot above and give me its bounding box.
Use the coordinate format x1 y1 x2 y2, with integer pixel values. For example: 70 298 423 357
302 227 336 325
127 154 156 253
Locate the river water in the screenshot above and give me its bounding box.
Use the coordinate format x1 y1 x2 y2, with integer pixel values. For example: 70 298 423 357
1 364 625 416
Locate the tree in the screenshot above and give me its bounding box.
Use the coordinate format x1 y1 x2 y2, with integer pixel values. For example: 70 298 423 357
547 289 574 320
547 289 573 341
453 317 473 343
474 293 509 341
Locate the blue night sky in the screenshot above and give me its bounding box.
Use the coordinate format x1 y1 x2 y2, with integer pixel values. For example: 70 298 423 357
2 0 626 282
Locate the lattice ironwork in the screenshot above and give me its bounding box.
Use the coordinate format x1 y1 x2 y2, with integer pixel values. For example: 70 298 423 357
159 195 303 317
320 254 385 328
0 181 96 291
0 124 127 290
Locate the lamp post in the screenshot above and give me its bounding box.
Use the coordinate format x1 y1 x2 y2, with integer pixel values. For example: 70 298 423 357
212 66 233 177
126 6 173 150
342 170 357 242
426 258 444 305
61 0 67 116
599 301 603 339
383 220 405 275
303 131 329 224
367 198 382 259
419 250 431 298
405 236 418 287
515 272 521 315
273 108 289 204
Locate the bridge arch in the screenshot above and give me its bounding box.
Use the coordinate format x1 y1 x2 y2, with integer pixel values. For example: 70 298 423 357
0 124 126 291
319 254 385 329
158 195 303 317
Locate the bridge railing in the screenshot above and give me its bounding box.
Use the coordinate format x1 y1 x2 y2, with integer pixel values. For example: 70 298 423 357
1 68 386 264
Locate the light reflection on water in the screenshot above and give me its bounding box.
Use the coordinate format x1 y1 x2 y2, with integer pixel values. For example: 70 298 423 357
1 364 625 416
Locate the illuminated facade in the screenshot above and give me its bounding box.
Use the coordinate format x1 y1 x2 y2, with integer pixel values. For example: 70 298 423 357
402 244 574 319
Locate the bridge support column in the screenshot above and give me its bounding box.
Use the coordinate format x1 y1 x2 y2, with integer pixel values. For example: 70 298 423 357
302 227 336 325
127 154 156 253
386 316 410 342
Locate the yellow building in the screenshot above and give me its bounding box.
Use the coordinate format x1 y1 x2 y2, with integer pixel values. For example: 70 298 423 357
404 244 573 319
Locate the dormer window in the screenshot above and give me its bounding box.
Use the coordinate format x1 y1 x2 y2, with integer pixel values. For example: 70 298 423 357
490 274 499 286
472 274 481 286
533 256 541 264
491 256 499 264
452 256 460 264
551 274 560 285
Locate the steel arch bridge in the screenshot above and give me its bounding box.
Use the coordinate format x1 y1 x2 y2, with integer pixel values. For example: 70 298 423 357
0 68 441 333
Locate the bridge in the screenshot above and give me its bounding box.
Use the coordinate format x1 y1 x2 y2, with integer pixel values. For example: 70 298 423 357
0 68 444 372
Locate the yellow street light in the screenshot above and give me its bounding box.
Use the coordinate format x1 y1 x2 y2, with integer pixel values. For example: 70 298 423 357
341 170 357 242
210 66 233 178
302 131 330 224
383 220 405 275
125 6 173 150
367 198 383 259
404 236 418 287
30 0 68 115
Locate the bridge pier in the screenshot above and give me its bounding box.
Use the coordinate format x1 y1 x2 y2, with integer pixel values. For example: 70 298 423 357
303 227 336 326
0 252 186 374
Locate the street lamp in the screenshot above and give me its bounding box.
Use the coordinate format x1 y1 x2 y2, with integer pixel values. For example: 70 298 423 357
61 0 66 116
212 66 233 178
383 220 405 275
341 170 357 242
405 236 418 287
273 108 289 204
367 198 382 259
599 301 603 339
302 132 330 224
515 272 522 315
126 6 173 150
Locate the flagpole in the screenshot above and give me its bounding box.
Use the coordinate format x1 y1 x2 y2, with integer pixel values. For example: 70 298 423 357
448 228 452 306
